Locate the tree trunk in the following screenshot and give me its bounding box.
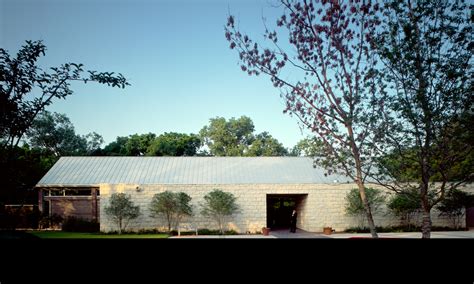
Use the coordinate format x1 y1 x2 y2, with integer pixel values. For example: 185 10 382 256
118 218 122 235
420 191 432 238
356 181 378 238
410 1 432 239
218 217 223 235
167 213 172 233
347 123 378 238
421 210 431 238
176 217 181 235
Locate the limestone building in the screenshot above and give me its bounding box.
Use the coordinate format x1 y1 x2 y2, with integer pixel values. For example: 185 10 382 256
36 156 471 233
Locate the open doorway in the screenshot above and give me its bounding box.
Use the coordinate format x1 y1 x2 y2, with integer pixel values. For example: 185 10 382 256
466 207 474 228
266 194 307 229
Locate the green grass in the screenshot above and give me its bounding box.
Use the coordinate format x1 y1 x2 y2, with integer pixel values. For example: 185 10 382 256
28 231 169 239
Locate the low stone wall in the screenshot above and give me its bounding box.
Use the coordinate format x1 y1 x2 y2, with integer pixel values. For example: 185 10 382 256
99 183 473 233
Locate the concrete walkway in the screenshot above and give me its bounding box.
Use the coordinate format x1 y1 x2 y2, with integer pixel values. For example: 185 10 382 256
269 228 331 238
169 229 474 238
326 230 474 239
169 234 276 238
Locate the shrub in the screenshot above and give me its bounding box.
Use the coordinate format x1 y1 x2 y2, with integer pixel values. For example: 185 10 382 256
344 225 468 233
137 228 163 234
62 217 99 232
169 229 199 236
345 226 416 233
179 230 199 236
1 206 40 229
39 213 63 229
224 230 238 235
437 189 474 229
192 229 239 235
197 228 221 235
387 189 423 229
345 187 386 228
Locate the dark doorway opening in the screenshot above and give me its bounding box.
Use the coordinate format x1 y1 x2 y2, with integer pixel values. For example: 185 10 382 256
266 194 307 229
466 207 474 228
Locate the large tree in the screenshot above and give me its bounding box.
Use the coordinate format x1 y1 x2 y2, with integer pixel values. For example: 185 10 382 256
0 145 56 205
199 116 289 157
226 0 384 237
0 40 129 154
26 111 104 156
290 137 325 157
246 131 288 156
124 133 156 156
0 40 128 203
373 0 473 238
146 132 201 156
103 132 201 156
102 133 155 156
102 136 129 156
199 116 255 156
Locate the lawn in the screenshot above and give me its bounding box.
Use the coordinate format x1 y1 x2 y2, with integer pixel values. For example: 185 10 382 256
28 231 169 239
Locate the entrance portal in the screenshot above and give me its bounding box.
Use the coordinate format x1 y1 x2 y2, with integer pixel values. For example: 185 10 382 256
467 207 474 228
266 194 307 229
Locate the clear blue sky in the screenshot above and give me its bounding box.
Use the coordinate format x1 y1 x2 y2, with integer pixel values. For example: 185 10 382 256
1 0 310 148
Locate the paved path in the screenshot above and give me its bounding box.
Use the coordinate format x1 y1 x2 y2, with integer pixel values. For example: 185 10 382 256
327 230 474 239
169 229 474 239
269 228 331 238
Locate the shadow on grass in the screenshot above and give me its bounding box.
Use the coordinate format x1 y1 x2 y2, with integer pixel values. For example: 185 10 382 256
0 230 40 239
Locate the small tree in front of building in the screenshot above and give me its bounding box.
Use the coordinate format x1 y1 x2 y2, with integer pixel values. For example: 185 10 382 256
345 188 386 229
104 193 140 234
387 189 424 230
200 189 240 234
437 189 474 229
149 191 193 232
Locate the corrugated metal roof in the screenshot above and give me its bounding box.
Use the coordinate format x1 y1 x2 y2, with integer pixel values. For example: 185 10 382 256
36 156 353 187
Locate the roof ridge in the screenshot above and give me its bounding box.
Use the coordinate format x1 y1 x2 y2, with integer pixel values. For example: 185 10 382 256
59 156 313 158
38 156 352 186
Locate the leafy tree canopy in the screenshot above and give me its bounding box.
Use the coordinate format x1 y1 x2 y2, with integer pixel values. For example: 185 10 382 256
199 116 255 156
225 0 385 237
0 40 129 153
372 0 472 237
246 131 288 156
26 111 104 156
200 116 288 156
147 132 201 156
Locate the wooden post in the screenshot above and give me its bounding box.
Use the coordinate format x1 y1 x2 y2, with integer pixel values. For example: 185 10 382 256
38 188 43 213
91 188 98 221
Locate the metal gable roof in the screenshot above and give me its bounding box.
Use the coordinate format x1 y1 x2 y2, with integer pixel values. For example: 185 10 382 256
36 156 352 187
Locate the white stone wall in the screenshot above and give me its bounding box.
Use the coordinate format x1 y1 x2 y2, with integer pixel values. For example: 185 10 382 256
99 183 473 233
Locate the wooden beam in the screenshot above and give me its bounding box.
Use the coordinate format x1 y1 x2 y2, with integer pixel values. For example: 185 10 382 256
91 188 98 221
38 188 43 213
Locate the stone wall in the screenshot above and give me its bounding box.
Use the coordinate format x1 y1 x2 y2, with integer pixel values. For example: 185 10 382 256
99 183 473 233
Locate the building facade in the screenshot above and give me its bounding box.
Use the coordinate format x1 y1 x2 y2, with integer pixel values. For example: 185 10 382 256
36 156 472 233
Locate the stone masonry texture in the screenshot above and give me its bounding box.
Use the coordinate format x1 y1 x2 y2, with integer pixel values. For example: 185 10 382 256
99 183 474 233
